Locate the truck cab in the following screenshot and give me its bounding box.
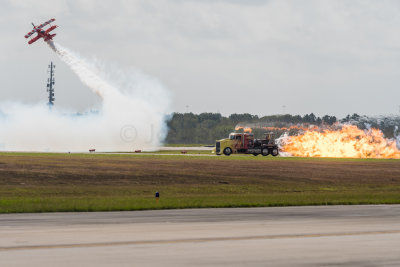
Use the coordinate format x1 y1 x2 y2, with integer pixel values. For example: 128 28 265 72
216 133 246 156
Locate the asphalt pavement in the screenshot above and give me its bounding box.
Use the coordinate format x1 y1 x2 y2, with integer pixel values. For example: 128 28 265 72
1 205 400 266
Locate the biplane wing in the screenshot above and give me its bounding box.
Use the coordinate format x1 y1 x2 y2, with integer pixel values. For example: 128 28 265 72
45 25 57 34
24 29 36 38
28 35 41 45
37 18 56 30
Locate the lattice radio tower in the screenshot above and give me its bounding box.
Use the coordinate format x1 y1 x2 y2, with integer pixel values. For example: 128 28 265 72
47 61 55 108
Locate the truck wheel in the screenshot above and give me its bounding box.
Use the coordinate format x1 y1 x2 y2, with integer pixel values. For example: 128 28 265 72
262 148 269 156
271 148 279 157
223 147 232 156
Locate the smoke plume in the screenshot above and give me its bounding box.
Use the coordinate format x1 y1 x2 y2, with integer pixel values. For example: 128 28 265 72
0 41 171 152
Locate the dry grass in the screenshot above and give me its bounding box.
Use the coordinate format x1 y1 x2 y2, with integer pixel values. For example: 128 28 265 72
0 153 399 212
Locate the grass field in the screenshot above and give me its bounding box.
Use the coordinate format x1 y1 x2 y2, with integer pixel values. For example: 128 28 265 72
0 152 400 213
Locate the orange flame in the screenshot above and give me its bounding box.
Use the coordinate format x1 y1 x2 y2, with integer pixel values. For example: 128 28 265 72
280 125 400 158
235 126 252 133
263 125 319 132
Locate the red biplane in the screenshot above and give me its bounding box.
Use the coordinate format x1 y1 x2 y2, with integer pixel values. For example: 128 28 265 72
24 18 57 45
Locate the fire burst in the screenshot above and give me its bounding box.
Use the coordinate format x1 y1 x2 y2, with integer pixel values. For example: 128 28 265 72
235 126 253 133
279 125 400 158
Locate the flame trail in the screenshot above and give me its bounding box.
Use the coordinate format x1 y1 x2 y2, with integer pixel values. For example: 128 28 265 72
278 125 400 158
235 126 253 133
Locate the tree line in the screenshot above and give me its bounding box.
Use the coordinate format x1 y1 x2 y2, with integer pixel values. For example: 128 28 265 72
166 112 338 144
165 112 400 144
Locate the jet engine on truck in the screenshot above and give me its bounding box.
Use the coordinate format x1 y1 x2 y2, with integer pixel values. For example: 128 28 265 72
215 132 279 156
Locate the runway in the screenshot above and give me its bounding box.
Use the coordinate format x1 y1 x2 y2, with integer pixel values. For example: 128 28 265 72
1 205 400 266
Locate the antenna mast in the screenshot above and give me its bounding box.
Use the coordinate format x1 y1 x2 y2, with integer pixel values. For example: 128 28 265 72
47 62 55 108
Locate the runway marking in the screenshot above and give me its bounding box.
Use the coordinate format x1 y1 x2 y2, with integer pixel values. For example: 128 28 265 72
1 229 400 251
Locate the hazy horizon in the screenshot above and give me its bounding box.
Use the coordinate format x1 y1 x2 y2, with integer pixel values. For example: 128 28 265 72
2 0 400 118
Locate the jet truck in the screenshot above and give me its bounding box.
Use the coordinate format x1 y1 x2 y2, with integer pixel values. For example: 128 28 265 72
215 132 279 156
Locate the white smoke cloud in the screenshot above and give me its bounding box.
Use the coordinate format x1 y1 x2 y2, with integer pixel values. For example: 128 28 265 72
341 114 400 149
0 42 171 152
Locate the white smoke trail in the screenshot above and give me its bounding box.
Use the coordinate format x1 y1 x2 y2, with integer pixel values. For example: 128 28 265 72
0 42 171 152
341 114 400 149
48 42 111 98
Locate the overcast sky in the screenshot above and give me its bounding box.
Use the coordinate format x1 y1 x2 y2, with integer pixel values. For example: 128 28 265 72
1 0 400 118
